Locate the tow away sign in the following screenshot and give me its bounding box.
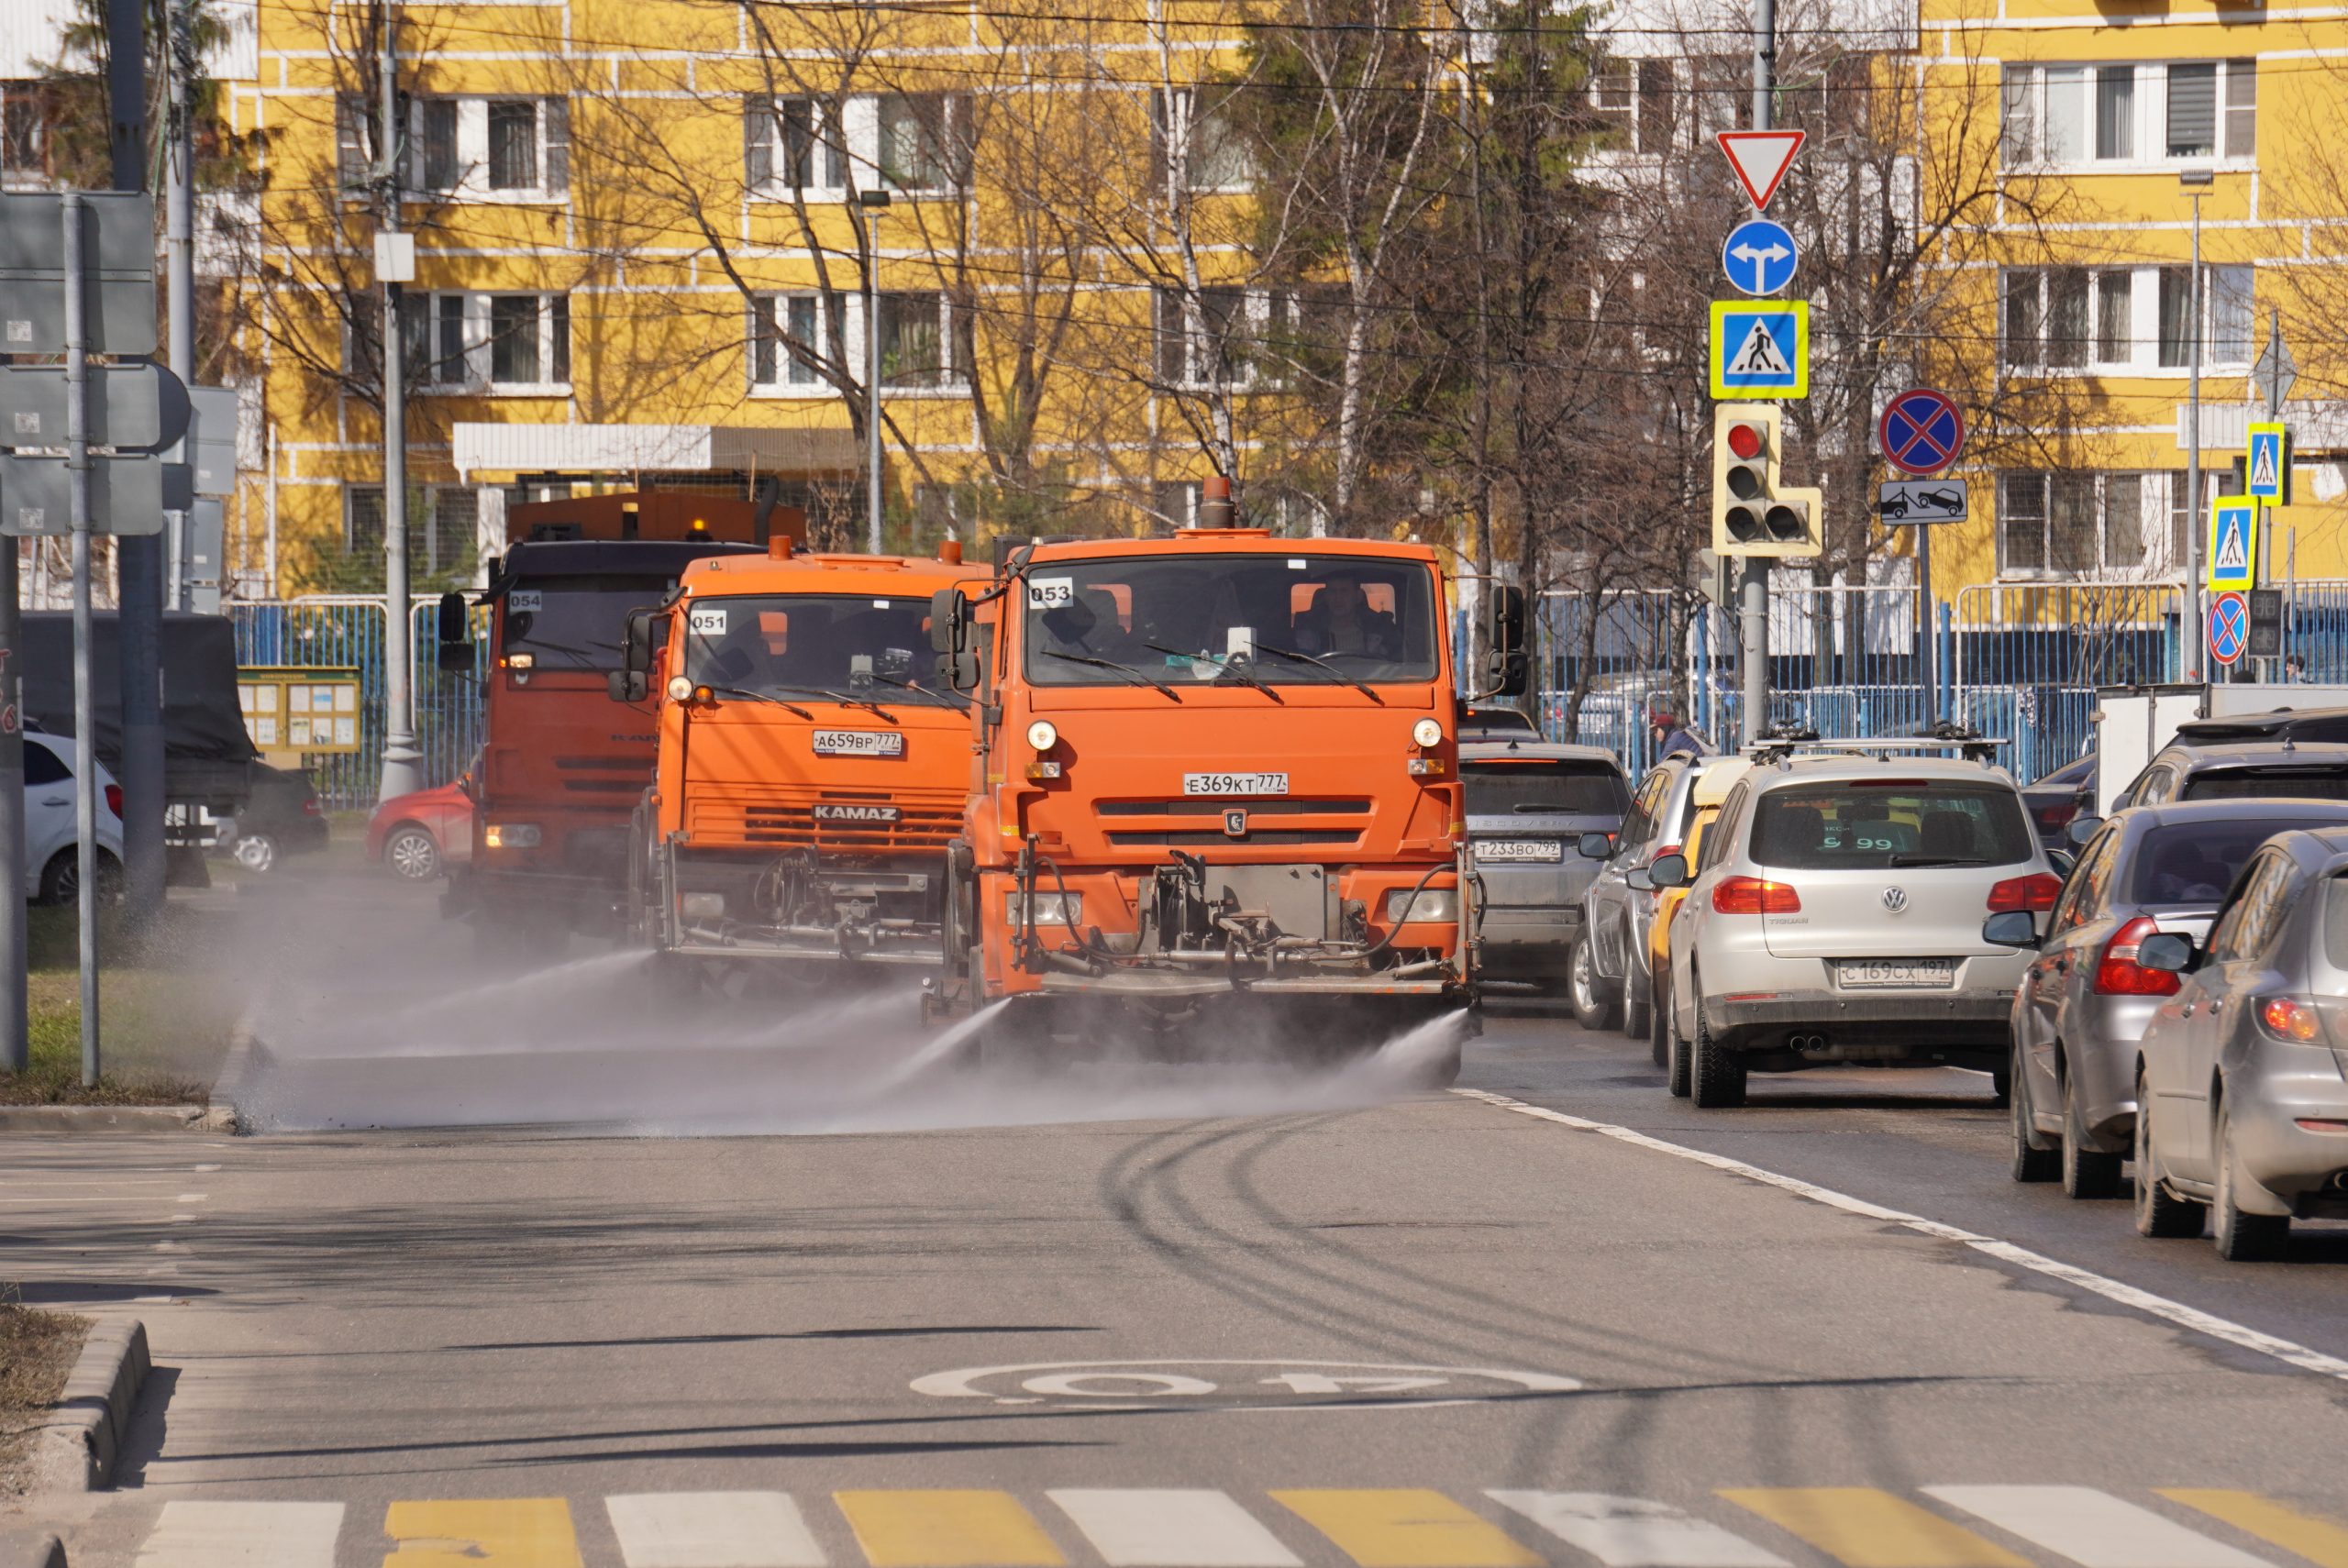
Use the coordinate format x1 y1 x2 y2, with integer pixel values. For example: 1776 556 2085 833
1877 479 1968 525
1708 300 1810 400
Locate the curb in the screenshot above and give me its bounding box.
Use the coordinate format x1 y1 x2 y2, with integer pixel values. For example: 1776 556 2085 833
202 1010 260 1136
0 1533 66 1568
0 1105 205 1132
34 1319 149 1493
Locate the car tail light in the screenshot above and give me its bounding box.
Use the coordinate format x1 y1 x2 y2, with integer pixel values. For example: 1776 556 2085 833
2256 996 2324 1044
2034 801 2077 832
2092 916 2179 997
302 797 323 816
1987 873 2062 912
1651 843 1680 862
103 783 121 818
1713 876 1800 914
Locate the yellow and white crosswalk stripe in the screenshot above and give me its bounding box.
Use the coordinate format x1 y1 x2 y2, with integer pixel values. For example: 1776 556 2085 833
833 1490 1067 1567
1488 1492 1790 1568
1268 1489 1545 1567
131 1500 346 1568
381 1499 583 1568
1925 1486 2272 1568
1720 1489 2030 1568
1047 1488 1305 1567
606 1492 828 1568
2162 1493 2348 1568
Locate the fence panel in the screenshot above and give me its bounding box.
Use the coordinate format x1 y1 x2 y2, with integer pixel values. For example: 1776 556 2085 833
1953 581 2180 786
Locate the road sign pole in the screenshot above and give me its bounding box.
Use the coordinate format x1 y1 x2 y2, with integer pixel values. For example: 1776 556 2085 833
0 534 22 1077
1738 0 1776 749
62 195 102 1087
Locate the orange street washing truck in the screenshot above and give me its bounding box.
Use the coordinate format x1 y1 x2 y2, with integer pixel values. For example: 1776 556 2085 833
925 482 1526 1082
611 537 976 982
435 491 796 949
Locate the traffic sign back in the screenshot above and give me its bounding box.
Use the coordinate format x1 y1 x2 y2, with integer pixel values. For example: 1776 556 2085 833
1878 390 1965 475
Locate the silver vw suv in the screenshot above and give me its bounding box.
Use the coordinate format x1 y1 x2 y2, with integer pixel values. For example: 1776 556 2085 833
1654 744 2059 1108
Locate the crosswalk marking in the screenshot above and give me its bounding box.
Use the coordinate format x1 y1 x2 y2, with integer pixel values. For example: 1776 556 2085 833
381 1498 583 1568
606 1492 827 1567
1488 1492 1791 1568
132 1500 345 1568
1048 1489 1304 1567
1926 1487 2272 1568
1720 1489 2029 1568
833 1490 1068 1567
2162 1491 2348 1568
1269 1490 1543 1568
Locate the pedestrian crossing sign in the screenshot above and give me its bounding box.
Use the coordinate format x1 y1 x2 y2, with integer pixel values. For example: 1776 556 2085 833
1709 300 1810 400
2208 497 2259 592
2247 422 2287 502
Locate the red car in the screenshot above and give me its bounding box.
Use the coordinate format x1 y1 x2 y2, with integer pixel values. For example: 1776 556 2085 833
366 779 473 882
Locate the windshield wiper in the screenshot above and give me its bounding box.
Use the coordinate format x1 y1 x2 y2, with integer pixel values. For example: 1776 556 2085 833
1145 644 1284 703
871 673 970 709
1039 648 1180 701
1251 640 1383 701
1886 854 1991 867
762 684 898 723
709 686 814 720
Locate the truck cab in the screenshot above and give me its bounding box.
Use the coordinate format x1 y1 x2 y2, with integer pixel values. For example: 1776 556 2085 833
929 513 1524 1078
620 542 976 978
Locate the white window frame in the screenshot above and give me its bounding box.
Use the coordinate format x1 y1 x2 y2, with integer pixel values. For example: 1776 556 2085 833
1155 286 1268 391
744 94 847 199
748 292 836 392
399 291 572 393
1151 87 1253 194
2000 59 2255 171
2000 263 2250 373
1996 470 2175 580
875 290 964 392
404 96 570 203
1589 58 1676 157
869 92 970 195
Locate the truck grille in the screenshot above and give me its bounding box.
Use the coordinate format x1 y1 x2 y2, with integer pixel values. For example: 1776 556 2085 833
1096 797 1370 850
689 789 961 850
554 756 652 795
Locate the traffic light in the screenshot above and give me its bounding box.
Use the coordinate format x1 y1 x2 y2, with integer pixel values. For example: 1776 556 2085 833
1711 404 1822 558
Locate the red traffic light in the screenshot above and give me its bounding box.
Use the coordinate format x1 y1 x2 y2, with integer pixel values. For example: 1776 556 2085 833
1726 422 1766 461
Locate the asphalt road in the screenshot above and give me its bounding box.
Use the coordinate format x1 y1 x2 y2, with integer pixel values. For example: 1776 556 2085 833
9 950 2348 1567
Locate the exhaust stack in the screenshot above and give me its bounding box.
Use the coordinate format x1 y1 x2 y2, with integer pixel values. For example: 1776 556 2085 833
1199 475 1235 529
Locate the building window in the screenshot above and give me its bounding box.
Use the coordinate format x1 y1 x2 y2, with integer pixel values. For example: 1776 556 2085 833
2168 468 2223 566
3 83 46 182
2000 471 2172 578
878 292 959 388
489 295 540 383
745 94 843 192
405 97 568 197
875 93 970 193
2003 60 2255 167
2008 264 2243 370
1591 59 1675 155
1155 286 1250 388
2157 264 2253 369
396 292 570 389
1151 88 1252 192
750 293 829 388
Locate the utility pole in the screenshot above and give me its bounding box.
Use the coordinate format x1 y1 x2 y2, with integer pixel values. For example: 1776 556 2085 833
859 190 891 555
1739 0 1774 747
375 1 422 801
64 196 103 1084
2181 169 2211 684
165 0 194 610
110 0 168 922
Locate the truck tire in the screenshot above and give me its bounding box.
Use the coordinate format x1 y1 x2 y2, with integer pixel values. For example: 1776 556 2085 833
1567 936 1620 1032
1689 989 1746 1109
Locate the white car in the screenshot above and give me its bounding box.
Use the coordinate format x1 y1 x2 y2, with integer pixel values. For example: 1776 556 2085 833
22 730 125 904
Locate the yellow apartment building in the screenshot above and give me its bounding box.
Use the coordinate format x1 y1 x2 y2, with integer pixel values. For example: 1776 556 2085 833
1924 0 2348 600
226 0 1288 594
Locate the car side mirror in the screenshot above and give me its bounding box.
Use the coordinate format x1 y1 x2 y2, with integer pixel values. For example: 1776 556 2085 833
1479 583 1528 700
1648 853 1689 889
1626 867 1655 892
607 670 648 703
930 587 977 689
436 591 469 646
2135 932 2196 973
2066 814 2101 846
1577 831 1613 860
2047 849 2076 879
1981 911 2041 949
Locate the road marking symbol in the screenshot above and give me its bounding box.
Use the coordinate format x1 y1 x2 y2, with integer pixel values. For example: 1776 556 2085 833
1924 1486 2270 1568
1449 1088 2348 1386
912 1360 1578 1411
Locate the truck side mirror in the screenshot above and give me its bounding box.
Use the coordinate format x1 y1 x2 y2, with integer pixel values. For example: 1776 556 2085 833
609 608 656 702
930 588 976 689
1480 583 1528 700
435 591 473 672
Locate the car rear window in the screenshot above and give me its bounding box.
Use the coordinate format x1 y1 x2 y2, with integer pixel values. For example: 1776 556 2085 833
2182 768 2348 802
2130 815 2348 906
1463 760 1629 816
2323 878 2348 972
1749 780 2032 870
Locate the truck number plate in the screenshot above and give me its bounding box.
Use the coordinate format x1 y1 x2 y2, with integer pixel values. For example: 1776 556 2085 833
1834 957 1956 989
812 730 905 757
1478 838 1561 863
1183 771 1289 796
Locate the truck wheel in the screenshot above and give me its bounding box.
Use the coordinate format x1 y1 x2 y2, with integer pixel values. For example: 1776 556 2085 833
1567 937 1620 1032
1689 991 1745 1109
2060 1067 2122 1198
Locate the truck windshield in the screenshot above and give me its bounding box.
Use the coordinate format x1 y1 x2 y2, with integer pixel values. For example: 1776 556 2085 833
683 595 957 705
503 574 673 671
1022 554 1439 688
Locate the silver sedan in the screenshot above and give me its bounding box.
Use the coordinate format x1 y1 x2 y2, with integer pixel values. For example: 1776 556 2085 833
1986 801 2348 1200
2132 825 2348 1260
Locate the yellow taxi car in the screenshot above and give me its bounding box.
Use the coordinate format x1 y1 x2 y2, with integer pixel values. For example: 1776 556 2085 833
1644 758 1750 1076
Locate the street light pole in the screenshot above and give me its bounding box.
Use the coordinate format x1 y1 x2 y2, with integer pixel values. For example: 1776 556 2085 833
1740 0 1775 747
377 1 422 801
859 190 891 556
2182 169 2211 684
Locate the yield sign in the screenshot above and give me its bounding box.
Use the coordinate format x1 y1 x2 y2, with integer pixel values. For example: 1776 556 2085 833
1716 129 1806 211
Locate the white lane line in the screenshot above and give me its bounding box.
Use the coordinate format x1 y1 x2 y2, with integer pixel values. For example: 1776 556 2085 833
1451 1088 2348 1384
134 1500 345 1568
176 1193 209 1203
194 1164 222 1172
1487 1492 1792 1568
1049 1489 1305 1566
1925 1487 2274 1568
606 1492 827 1567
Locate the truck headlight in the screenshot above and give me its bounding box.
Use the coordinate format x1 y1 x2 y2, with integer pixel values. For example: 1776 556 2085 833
1384 887 1456 923
1412 717 1444 747
483 823 542 850
1006 890 1081 926
667 675 694 702
1026 719 1058 751
681 891 725 921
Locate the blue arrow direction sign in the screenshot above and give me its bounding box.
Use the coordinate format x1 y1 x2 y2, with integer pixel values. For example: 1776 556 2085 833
1722 218 1798 296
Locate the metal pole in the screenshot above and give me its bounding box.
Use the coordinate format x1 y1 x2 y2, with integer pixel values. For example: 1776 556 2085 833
864 199 887 555
375 0 421 801
63 195 102 1087
0 538 25 1076
1918 526 1937 723
1739 0 1775 747
2185 191 2203 683
166 0 194 613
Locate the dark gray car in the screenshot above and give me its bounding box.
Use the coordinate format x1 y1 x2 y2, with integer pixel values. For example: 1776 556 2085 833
1989 801 2348 1200
1464 742 1629 988
2107 741 2348 812
2131 827 2348 1259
